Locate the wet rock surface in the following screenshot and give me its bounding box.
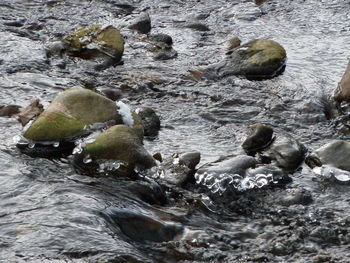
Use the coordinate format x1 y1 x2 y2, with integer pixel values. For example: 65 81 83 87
2 0 350 262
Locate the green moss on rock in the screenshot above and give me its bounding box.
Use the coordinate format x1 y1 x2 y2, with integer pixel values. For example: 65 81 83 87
24 88 123 142
24 111 85 141
85 125 155 174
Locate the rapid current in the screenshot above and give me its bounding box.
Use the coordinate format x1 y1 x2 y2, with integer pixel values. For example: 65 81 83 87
1 0 350 262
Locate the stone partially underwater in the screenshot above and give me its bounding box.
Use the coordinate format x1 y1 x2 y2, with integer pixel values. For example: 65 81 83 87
194 125 306 196
46 24 124 70
73 125 156 177
201 39 287 80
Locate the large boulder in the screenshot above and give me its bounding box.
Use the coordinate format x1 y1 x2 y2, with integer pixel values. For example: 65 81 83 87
23 88 123 142
83 125 156 176
204 39 286 80
307 140 350 171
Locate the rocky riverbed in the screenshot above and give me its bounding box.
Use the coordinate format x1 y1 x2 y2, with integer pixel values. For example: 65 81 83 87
1 0 350 262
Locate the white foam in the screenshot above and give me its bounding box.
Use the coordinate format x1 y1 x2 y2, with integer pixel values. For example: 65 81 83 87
116 101 134 127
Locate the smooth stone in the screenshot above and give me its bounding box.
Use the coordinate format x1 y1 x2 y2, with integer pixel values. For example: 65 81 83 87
242 123 274 154
196 155 257 177
128 12 151 34
309 140 350 171
261 133 307 171
179 151 201 169
23 88 123 142
148 33 173 46
105 209 183 242
153 48 178 61
278 188 313 206
84 125 155 176
184 22 210 31
125 178 166 205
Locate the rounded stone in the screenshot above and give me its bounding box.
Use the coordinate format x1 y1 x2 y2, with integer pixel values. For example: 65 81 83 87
23 88 122 142
242 123 274 154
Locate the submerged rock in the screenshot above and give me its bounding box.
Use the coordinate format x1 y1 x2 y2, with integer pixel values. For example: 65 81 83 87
197 155 257 177
23 88 123 142
0 105 21 117
179 151 201 170
136 107 160 137
62 25 124 63
148 33 173 46
158 152 200 186
82 125 156 177
242 123 274 154
128 12 151 34
261 133 307 171
204 39 286 80
307 140 350 171
104 209 183 242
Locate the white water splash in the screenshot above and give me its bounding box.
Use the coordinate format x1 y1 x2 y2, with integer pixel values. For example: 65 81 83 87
116 101 134 127
313 165 350 183
195 172 273 194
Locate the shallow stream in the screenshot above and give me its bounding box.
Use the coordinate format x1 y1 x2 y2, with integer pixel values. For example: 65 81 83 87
1 0 350 262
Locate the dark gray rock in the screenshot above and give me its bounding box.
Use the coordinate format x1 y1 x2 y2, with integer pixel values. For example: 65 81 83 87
242 123 274 154
105 209 183 242
136 107 160 137
261 133 307 171
128 12 151 34
179 151 201 169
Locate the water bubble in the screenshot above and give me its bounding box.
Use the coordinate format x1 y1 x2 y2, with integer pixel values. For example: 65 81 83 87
53 142 60 147
28 143 35 149
83 155 92 164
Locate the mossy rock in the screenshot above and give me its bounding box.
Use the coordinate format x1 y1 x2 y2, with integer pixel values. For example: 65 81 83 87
62 25 124 61
84 125 156 175
24 88 123 142
223 39 287 79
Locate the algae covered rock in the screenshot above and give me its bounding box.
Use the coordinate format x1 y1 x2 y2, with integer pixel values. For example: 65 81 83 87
225 39 286 79
83 125 156 176
204 39 286 80
62 25 124 63
23 88 123 142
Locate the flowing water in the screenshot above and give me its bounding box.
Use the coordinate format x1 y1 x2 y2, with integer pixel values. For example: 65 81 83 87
1 0 350 262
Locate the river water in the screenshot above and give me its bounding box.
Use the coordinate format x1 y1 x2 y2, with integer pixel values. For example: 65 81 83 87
1 0 350 262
